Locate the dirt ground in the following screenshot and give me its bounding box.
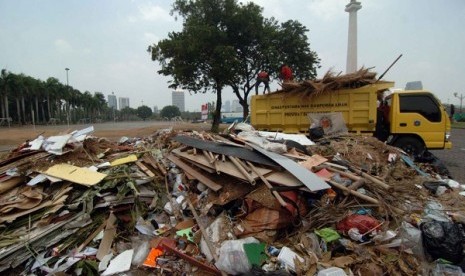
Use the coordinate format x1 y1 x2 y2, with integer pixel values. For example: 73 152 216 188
0 121 212 152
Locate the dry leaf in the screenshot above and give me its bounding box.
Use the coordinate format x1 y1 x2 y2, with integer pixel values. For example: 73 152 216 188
332 255 355 268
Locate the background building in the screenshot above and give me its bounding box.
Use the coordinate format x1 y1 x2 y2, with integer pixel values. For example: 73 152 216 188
153 106 159 114
405 81 423 90
118 97 130 110
107 93 117 109
172 89 185 112
222 100 231 113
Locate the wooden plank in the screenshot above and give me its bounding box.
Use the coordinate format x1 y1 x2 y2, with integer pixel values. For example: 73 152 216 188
135 161 155 178
246 161 288 207
299 154 328 170
248 143 330 192
264 171 305 187
228 156 255 185
172 148 270 182
173 135 277 167
142 154 167 176
166 154 223 192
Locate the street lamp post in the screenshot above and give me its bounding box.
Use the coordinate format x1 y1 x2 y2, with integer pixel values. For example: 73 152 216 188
454 92 464 114
65 68 70 127
112 92 116 123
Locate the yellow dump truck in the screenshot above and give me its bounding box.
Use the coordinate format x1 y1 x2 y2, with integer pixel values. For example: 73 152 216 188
250 81 452 156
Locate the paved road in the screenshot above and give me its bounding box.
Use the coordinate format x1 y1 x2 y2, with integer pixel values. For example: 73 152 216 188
430 128 465 184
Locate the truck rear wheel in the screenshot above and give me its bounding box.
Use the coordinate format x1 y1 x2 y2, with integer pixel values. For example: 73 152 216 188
393 137 426 158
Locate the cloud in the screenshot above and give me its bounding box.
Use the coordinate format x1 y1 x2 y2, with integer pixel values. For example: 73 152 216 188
307 0 348 21
248 0 285 19
144 32 159 44
138 3 172 22
54 39 73 53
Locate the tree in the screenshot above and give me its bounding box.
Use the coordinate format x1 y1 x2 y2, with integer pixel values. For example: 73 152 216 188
120 107 137 121
160 105 181 120
137 105 153 121
149 0 240 132
148 0 320 127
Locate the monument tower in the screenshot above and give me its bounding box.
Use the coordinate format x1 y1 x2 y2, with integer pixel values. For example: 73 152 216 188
345 0 362 73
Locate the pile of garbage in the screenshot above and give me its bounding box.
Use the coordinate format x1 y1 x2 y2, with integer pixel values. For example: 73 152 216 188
281 67 379 96
1 125 464 275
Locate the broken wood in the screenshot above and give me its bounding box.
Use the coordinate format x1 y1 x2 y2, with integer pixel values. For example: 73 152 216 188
246 161 288 208
327 180 403 214
75 219 107 254
347 166 392 190
166 154 222 192
186 198 219 262
135 161 155 178
344 178 366 196
228 156 256 185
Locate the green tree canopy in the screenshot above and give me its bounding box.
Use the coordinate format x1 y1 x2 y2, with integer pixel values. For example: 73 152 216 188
160 105 181 120
148 0 320 130
137 105 153 121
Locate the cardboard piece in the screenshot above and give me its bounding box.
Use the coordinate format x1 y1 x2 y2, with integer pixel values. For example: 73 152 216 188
43 164 107 186
299 154 328 170
97 213 117 261
110 154 138 167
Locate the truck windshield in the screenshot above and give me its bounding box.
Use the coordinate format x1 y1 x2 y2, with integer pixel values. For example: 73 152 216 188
399 94 441 122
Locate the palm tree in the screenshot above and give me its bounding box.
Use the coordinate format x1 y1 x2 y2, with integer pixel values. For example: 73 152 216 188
0 69 12 120
45 77 62 122
9 73 25 124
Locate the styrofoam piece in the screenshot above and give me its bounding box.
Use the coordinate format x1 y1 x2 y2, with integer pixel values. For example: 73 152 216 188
102 249 133 276
277 246 304 272
317 267 347 276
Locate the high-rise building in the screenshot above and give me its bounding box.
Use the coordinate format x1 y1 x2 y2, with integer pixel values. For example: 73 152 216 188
172 89 185 112
231 100 242 113
405 81 423 90
153 106 159 114
108 93 117 110
223 100 231 113
118 97 130 110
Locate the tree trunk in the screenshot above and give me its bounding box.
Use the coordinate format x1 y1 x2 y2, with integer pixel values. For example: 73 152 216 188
47 95 51 121
41 102 46 123
211 86 222 133
16 98 21 125
21 96 26 124
0 95 4 118
4 94 9 119
35 97 39 124
241 100 249 119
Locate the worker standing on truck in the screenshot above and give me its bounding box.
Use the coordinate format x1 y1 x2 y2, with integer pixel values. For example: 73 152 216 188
255 70 271 95
279 64 293 83
375 91 390 141
450 104 455 122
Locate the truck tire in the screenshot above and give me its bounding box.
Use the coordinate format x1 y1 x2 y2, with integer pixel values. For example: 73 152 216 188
393 136 426 158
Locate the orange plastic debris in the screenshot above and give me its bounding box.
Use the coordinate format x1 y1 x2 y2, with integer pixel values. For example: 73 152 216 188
142 248 163 268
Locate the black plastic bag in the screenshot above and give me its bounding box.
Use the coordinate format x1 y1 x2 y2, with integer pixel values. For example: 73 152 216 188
309 127 324 140
421 220 464 263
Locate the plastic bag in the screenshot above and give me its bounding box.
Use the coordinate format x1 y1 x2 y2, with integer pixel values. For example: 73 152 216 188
215 237 259 275
421 220 464 263
399 222 425 261
336 214 380 234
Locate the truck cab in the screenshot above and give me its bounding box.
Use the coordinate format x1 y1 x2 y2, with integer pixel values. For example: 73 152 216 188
383 90 452 156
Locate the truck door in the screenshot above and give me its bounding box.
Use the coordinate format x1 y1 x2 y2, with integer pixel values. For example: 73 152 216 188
391 93 446 149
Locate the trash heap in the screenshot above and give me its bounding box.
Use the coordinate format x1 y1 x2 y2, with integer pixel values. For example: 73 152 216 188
281 67 379 95
0 125 464 276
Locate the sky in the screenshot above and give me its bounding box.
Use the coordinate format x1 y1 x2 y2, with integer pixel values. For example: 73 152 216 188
1 0 464 112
